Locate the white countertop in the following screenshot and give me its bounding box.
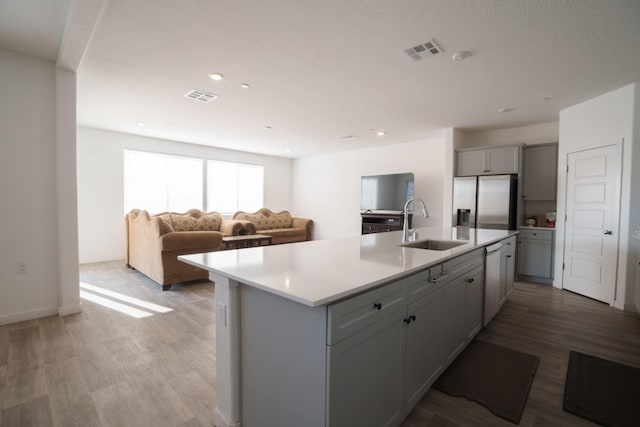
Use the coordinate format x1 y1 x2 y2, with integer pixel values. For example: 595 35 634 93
179 227 518 307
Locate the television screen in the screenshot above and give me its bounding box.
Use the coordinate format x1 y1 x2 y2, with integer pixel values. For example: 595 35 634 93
361 173 414 212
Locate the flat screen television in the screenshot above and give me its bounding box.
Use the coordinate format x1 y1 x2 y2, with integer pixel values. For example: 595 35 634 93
361 172 414 212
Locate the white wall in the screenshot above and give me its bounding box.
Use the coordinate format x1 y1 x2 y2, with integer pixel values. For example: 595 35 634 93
77 127 293 263
556 83 638 310
0 49 60 324
291 137 446 240
458 122 559 149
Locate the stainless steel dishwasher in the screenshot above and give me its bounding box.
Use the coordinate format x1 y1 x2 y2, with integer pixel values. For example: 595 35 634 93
484 241 502 326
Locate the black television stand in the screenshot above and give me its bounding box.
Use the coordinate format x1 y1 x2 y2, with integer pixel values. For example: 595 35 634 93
361 212 412 235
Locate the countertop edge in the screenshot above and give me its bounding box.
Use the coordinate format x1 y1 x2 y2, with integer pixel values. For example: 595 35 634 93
179 229 518 308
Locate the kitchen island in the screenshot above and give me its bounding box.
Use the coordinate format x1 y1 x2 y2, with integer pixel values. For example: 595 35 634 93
180 227 517 427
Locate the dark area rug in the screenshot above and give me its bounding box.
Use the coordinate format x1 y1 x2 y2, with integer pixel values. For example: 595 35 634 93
563 351 640 427
433 339 539 424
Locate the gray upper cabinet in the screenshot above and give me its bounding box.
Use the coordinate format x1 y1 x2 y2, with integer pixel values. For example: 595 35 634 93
522 144 558 201
456 146 520 176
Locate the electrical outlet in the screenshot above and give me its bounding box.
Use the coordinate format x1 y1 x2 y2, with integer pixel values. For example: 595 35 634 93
17 262 27 274
634 226 640 240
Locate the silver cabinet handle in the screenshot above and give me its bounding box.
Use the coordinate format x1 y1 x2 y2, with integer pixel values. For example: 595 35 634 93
603 230 613 235
430 274 448 283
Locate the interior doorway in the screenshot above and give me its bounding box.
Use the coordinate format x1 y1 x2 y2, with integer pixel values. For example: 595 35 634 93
562 143 622 305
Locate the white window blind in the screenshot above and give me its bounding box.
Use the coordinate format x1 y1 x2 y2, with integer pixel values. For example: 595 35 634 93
124 150 264 215
124 150 203 213
207 160 264 214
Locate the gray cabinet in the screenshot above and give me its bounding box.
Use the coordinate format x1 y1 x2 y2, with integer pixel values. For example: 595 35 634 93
456 146 520 176
441 249 484 362
502 237 516 298
328 249 485 426
327 279 406 427
522 144 558 201
404 287 446 409
517 228 554 281
327 311 405 427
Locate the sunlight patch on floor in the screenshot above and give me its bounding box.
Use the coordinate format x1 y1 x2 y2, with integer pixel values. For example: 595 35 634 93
79 282 174 318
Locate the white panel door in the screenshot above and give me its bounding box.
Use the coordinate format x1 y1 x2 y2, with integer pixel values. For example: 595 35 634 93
563 144 622 304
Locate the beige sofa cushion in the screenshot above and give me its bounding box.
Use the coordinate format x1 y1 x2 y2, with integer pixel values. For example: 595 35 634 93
234 209 293 230
232 208 312 244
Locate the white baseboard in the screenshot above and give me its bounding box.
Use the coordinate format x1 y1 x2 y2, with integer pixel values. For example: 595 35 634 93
58 302 83 317
0 306 59 326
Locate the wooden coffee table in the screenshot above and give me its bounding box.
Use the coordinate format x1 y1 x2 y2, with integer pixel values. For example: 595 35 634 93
222 234 272 250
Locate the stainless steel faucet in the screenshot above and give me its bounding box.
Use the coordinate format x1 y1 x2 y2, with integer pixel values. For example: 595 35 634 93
403 198 429 242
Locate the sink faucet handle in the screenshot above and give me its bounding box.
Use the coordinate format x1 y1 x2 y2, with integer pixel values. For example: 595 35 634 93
408 228 418 241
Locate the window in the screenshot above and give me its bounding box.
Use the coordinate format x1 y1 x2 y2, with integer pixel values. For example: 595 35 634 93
124 150 203 213
124 150 264 215
207 160 263 214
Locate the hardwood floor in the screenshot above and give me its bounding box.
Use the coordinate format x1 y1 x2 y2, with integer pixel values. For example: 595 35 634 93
1 260 638 426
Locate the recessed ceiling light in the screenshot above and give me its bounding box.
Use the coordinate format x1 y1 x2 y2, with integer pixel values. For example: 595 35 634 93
264 125 272 130
137 122 145 127
208 73 224 81
240 83 250 89
452 51 472 61
542 97 553 101
497 107 514 113
376 130 386 136
285 146 293 153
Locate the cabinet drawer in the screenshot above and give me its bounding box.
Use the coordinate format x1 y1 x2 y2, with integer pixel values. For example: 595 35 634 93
501 236 516 254
518 228 553 241
443 248 484 281
407 267 447 303
328 280 406 345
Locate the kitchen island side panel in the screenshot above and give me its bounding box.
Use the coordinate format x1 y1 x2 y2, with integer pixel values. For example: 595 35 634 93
240 284 328 427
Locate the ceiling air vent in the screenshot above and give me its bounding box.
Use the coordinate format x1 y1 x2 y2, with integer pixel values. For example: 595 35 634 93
403 39 444 61
184 89 218 102
339 134 359 140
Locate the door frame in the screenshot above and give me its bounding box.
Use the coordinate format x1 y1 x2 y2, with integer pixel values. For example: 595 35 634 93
557 141 624 306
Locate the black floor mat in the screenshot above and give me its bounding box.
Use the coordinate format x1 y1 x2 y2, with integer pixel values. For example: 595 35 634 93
433 339 539 424
563 351 640 427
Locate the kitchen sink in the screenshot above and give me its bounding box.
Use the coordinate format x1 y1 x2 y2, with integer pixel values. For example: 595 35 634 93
399 239 469 251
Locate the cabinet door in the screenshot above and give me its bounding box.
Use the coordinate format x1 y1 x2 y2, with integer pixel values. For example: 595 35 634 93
517 238 552 278
486 146 520 174
327 311 404 427
404 289 445 409
456 150 486 176
523 145 558 201
464 266 484 341
505 247 515 297
443 276 467 363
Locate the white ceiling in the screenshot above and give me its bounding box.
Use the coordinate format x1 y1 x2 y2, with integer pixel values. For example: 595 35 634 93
2 1 640 158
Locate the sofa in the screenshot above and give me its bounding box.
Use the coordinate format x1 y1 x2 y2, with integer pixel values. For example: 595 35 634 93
233 208 313 244
125 209 256 290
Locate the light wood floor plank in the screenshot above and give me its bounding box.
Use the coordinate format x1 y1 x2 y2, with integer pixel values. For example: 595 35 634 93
1 261 638 426
44 356 102 427
38 315 76 367
0 395 53 427
0 325 8 367
168 370 217 426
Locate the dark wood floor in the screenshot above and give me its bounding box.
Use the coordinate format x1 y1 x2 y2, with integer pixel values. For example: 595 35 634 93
1 260 639 426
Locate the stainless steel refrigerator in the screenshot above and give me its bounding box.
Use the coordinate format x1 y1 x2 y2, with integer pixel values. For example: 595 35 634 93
452 175 518 230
